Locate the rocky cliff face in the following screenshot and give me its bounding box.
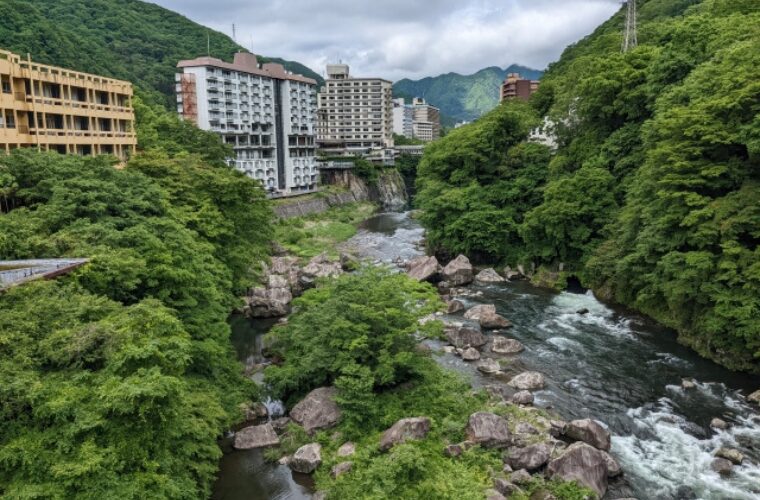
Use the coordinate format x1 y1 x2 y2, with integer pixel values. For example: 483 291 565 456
321 168 408 211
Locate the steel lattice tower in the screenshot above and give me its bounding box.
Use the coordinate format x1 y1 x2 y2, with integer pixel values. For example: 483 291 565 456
622 0 638 52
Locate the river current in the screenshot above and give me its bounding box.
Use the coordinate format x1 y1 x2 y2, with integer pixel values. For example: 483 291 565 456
214 211 760 500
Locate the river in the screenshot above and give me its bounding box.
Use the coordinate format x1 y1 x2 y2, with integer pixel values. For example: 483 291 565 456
214 211 760 500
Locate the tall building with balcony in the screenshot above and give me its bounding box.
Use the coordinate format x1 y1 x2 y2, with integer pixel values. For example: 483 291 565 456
176 52 318 193
316 64 393 156
0 49 136 160
500 73 540 102
411 97 441 142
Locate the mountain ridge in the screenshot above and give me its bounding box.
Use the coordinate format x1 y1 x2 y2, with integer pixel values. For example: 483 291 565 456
393 64 544 124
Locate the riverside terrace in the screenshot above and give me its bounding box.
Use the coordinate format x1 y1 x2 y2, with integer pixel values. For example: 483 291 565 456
0 258 89 291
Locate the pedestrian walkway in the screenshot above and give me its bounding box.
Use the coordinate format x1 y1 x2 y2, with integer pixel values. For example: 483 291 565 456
0 259 89 291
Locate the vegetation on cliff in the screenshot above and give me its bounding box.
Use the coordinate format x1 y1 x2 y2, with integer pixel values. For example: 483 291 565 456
415 0 760 372
0 110 272 497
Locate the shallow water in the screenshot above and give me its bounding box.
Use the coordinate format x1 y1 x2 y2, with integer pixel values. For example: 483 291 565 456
215 211 760 500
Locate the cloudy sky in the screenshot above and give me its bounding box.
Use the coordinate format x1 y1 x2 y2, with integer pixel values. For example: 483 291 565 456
152 0 621 81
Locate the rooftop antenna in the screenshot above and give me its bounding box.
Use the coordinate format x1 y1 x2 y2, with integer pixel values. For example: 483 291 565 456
622 0 638 52
232 23 237 42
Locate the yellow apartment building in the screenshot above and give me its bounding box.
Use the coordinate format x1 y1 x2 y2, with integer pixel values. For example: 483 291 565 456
0 49 136 160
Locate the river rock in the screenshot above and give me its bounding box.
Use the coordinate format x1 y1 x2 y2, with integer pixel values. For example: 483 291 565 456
290 443 322 474
245 286 293 317
337 442 356 457
301 253 343 280
437 281 451 294
576 308 590 315
507 443 552 470
485 490 507 500
711 457 733 476
508 371 546 391
504 267 523 281
243 401 269 421
515 422 539 436
447 299 465 314
715 447 744 465
510 469 532 485
602 451 622 477
445 325 488 348
233 423 280 449
550 420 567 438
477 358 502 375
475 268 506 283
464 304 496 321
681 378 696 390
407 255 440 282
493 478 521 496
270 256 299 274
442 254 474 286
546 442 608 498
462 347 481 361
480 310 512 330
710 418 728 430
492 337 524 354
331 461 353 478
511 390 534 405
747 390 760 405
564 419 611 451
290 387 341 434
379 417 431 451
466 412 511 448
271 417 291 434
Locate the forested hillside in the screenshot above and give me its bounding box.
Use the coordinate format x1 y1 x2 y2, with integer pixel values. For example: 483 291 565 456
416 0 760 372
0 0 323 107
393 64 543 124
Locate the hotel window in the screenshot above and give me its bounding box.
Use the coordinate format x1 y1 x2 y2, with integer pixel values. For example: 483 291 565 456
1 76 10 94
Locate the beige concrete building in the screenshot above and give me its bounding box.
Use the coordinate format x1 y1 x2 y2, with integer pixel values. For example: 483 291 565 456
317 64 393 156
0 49 136 160
411 97 441 142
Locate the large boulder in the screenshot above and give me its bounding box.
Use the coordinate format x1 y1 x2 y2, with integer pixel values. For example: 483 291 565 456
462 347 481 361
290 443 322 474
331 461 353 478
466 412 511 448
747 389 760 405
546 442 609 498
507 371 546 391
480 310 512 330
602 451 622 478
245 286 293 318
445 325 488 348
564 419 611 451
270 256 299 275
442 255 474 286
715 447 744 465
507 443 552 471
711 457 733 476
447 300 465 314
379 417 431 451
464 304 496 321
477 358 502 375
511 390 534 405
492 337 524 354
301 253 343 281
475 268 506 284
407 256 440 282
233 423 280 449
337 442 356 457
290 387 341 434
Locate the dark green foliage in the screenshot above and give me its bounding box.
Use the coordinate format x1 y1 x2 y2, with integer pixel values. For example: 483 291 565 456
415 0 760 372
264 267 443 409
0 0 322 108
0 149 272 497
393 65 544 124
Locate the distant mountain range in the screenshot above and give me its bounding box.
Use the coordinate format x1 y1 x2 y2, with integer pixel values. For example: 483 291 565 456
393 65 544 125
0 0 323 109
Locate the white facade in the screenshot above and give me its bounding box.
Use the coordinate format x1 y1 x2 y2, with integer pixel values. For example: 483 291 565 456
316 64 394 155
176 53 318 193
392 98 414 138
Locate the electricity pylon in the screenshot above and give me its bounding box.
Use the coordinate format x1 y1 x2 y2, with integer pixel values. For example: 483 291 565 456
622 0 638 52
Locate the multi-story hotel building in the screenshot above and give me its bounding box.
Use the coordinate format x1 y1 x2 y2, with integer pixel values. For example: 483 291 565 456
176 52 318 193
411 98 441 142
500 73 540 102
316 64 393 156
0 49 136 160
392 97 414 138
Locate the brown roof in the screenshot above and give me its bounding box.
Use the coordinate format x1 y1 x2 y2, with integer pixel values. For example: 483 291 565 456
177 52 317 85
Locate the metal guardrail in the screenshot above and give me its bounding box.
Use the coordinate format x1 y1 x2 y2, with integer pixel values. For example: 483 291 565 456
0 258 89 291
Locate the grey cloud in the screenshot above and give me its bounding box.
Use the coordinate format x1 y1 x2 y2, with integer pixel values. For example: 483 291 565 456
151 0 620 81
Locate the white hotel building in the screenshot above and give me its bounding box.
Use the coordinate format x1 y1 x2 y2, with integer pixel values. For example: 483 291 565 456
176 52 318 193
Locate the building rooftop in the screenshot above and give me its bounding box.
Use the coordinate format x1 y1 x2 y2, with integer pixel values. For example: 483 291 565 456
177 52 317 85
